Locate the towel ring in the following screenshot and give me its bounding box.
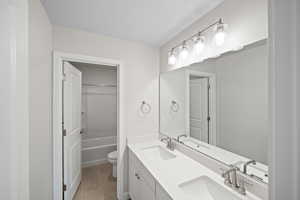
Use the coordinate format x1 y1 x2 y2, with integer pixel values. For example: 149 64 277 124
171 100 179 112
140 101 151 114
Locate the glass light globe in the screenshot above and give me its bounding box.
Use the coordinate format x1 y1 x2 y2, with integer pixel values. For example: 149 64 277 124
194 36 205 54
215 24 226 46
168 53 177 65
179 46 189 60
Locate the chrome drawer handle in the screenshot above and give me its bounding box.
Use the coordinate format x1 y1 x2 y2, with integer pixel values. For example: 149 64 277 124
135 173 140 180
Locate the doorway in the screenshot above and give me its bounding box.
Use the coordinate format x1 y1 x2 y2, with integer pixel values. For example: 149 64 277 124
189 76 210 143
53 52 125 200
68 61 118 200
186 70 216 145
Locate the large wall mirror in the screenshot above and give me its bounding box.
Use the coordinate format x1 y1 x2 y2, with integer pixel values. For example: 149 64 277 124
160 40 268 183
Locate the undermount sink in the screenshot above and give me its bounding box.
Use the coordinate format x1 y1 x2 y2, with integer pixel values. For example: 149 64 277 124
179 176 241 200
141 145 176 160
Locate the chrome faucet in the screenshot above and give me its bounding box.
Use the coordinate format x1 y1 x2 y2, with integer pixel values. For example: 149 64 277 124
243 160 256 174
176 134 187 143
221 165 250 195
222 165 239 188
160 136 175 151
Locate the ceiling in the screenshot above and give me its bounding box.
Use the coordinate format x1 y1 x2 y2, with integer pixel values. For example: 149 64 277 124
41 0 223 46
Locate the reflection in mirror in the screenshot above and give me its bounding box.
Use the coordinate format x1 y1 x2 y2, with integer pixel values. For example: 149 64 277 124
160 39 268 183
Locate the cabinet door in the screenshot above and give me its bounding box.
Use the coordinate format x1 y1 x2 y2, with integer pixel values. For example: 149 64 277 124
129 154 140 200
130 165 155 200
129 151 155 200
156 184 172 200
140 175 155 200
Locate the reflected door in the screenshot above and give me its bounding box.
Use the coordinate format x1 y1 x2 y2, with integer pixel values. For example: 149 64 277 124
189 78 209 143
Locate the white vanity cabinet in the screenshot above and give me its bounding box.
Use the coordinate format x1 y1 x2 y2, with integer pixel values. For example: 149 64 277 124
129 150 156 200
129 149 173 200
156 183 172 200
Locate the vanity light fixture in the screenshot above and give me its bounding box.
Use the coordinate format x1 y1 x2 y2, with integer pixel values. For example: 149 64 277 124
168 48 177 65
179 41 189 60
194 34 205 54
214 18 227 46
167 18 227 65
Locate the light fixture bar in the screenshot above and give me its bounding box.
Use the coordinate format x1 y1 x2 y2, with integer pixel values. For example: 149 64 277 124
169 18 223 51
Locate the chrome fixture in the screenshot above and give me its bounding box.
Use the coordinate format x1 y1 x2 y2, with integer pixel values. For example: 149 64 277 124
176 134 187 143
179 40 189 60
193 33 205 54
140 101 151 114
167 18 227 65
214 18 227 46
160 136 175 151
243 160 256 174
168 48 177 65
222 165 239 188
221 165 250 195
171 100 179 112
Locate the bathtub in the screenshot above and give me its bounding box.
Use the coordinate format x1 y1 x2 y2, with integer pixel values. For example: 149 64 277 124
81 135 117 168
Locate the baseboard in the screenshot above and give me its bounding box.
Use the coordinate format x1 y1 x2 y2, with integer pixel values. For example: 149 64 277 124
82 158 109 168
118 192 130 200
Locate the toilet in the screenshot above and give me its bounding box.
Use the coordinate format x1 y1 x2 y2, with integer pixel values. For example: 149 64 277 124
107 151 117 178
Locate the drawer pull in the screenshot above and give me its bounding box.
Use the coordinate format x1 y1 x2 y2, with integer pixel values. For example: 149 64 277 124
135 173 140 180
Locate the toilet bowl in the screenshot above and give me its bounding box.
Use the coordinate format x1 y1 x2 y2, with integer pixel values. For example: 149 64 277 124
107 151 117 178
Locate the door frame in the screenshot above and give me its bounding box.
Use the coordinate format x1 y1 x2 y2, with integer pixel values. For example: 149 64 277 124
52 52 125 200
185 70 217 145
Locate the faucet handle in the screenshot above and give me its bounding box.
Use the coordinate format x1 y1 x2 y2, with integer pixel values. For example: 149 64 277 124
219 168 226 177
229 164 240 170
238 178 253 195
160 136 170 141
176 134 187 143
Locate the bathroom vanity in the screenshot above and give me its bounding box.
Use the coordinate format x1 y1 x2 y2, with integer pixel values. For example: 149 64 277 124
128 39 269 200
128 140 264 200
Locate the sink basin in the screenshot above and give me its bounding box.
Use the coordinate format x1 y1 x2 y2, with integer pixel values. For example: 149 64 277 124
141 145 176 161
179 176 241 200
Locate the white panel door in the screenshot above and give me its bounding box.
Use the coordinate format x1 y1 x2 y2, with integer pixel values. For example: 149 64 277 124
189 78 209 143
63 62 82 200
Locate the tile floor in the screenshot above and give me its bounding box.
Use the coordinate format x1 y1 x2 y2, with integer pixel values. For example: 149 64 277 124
73 163 117 200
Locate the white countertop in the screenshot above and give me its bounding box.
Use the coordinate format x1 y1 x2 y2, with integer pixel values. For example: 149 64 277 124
128 140 261 200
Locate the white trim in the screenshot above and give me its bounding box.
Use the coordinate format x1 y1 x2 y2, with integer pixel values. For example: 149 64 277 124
52 52 125 200
120 192 130 200
82 159 109 168
82 144 117 151
82 135 116 142
185 70 217 145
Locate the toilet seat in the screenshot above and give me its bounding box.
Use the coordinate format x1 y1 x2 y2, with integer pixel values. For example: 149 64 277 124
108 151 117 161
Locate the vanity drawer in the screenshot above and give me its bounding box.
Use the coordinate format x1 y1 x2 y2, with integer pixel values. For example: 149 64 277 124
129 150 156 192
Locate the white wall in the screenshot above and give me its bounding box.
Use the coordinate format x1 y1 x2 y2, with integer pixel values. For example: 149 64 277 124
0 0 29 199
298 1 300 197
0 3 13 199
269 0 300 199
53 26 159 137
160 70 187 137
75 64 117 139
53 26 159 194
160 0 268 72
28 0 53 199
